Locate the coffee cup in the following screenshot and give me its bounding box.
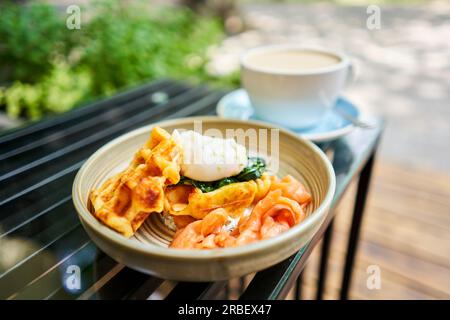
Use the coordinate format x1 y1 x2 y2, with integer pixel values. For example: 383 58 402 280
241 45 353 129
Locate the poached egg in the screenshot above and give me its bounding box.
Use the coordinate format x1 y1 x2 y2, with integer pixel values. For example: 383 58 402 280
173 130 247 182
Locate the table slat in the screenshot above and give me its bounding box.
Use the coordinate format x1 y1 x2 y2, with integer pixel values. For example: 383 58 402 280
0 81 225 300
0 79 173 147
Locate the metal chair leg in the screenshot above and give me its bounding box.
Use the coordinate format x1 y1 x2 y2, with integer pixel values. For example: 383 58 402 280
316 218 335 300
340 152 376 299
239 277 245 295
295 272 303 300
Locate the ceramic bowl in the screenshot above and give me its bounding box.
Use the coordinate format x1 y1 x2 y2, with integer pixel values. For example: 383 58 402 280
72 117 335 281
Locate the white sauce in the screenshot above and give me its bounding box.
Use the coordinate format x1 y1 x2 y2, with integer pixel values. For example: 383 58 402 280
173 130 248 182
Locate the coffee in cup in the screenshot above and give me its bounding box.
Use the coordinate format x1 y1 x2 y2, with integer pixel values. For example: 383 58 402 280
241 45 352 129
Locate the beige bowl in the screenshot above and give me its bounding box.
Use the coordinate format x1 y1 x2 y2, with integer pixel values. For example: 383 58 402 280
72 117 335 281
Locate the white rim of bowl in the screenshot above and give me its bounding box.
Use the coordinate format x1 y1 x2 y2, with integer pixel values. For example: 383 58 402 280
73 116 336 260
240 44 350 76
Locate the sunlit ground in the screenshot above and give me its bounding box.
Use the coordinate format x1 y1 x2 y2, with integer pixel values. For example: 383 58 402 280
210 0 450 173
210 0 450 300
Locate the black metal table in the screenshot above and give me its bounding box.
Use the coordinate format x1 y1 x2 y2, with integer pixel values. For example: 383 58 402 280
0 79 382 300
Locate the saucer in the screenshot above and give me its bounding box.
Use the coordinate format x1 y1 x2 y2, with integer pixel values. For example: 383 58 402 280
216 89 359 142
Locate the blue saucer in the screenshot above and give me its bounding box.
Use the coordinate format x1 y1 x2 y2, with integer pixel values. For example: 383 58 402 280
217 89 359 142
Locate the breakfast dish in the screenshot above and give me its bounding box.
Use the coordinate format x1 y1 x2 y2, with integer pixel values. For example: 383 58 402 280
90 126 312 249
74 117 335 280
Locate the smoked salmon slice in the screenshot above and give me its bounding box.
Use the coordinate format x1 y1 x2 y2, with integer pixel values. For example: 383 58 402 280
170 175 311 249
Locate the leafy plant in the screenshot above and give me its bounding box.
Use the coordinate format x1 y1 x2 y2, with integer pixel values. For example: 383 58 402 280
178 157 266 193
73 2 231 95
1 62 91 119
0 0 238 121
0 2 69 84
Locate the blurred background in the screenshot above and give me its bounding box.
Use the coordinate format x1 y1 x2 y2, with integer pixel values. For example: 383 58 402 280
0 0 449 299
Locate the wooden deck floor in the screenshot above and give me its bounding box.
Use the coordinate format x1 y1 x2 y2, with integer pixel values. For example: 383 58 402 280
284 160 450 300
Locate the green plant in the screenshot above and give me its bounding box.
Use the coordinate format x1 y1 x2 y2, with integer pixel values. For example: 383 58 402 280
74 2 230 96
1 62 91 119
0 0 238 121
0 2 69 84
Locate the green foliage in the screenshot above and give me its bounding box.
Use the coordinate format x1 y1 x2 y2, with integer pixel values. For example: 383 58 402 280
0 0 238 120
74 2 227 95
0 62 91 119
0 2 69 84
233 157 267 181
177 157 266 193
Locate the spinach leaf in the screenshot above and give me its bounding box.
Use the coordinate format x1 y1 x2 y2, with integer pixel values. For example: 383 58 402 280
235 157 266 181
177 176 217 193
177 157 266 193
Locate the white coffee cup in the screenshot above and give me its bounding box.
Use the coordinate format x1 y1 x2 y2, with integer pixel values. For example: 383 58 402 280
241 44 353 129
